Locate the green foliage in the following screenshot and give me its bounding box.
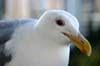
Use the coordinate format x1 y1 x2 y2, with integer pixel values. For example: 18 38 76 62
69 45 100 66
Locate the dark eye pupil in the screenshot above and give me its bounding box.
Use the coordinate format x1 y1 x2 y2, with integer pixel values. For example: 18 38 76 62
56 19 65 26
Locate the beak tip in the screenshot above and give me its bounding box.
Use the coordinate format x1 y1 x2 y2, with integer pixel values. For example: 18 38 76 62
83 45 92 56
87 49 92 56
86 42 92 56
87 51 92 56
82 49 92 56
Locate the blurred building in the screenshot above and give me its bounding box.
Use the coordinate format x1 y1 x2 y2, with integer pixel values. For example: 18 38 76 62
3 0 81 19
0 0 98 19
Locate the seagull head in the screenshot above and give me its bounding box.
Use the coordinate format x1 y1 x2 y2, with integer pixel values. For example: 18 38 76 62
35 10 92 56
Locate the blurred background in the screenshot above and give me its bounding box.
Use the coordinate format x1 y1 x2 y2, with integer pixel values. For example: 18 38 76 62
0 0 100 66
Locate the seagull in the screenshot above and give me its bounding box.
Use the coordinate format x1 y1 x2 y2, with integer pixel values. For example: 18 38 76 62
0 10 92 66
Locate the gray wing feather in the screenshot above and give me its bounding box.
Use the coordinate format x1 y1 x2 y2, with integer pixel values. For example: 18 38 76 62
0 19 37 44
0 19 37 66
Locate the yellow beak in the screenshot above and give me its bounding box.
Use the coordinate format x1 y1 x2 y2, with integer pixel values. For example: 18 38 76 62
63 32 92 56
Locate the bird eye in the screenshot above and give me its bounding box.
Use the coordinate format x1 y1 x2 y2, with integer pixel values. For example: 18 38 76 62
56 19 65 26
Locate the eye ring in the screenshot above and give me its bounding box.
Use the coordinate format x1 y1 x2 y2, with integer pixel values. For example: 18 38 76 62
56 19 65 26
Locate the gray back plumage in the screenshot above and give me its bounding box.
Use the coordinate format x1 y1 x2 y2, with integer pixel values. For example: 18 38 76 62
0 19 37 66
